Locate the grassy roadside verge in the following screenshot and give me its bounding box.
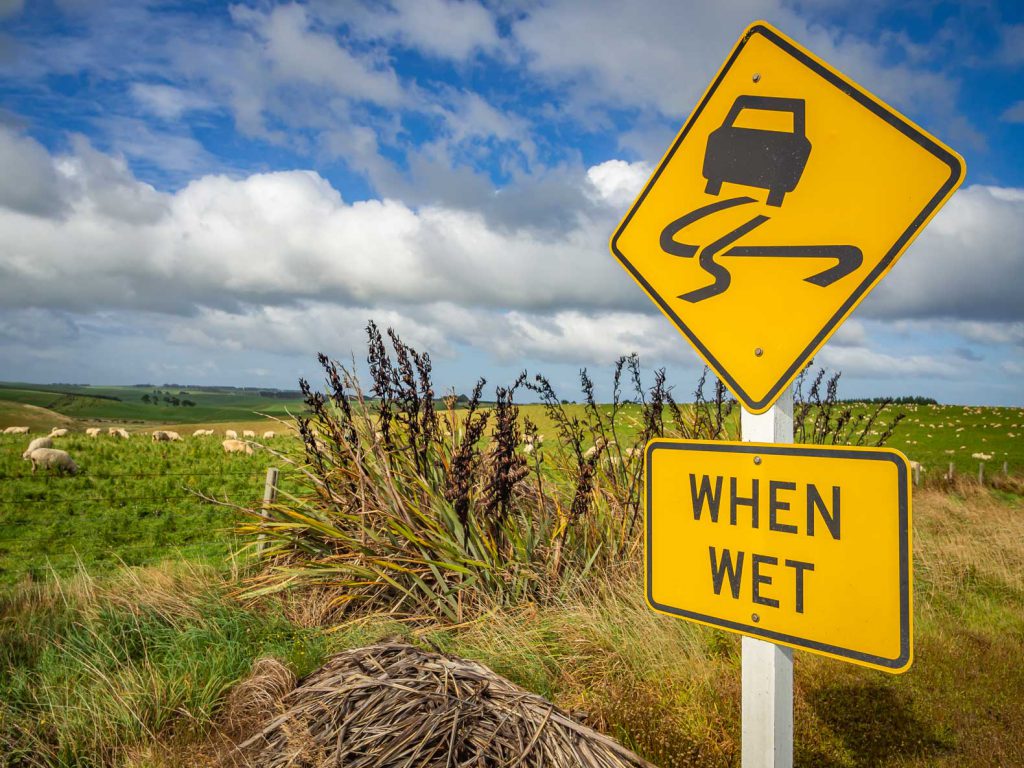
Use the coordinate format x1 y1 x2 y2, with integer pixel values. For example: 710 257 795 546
1 485 1021 767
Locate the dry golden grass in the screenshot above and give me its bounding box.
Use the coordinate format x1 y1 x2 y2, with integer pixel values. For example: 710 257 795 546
914 486 1024 595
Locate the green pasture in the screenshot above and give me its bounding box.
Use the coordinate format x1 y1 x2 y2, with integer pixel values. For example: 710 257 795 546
880 403 1023 476
0 431 303 585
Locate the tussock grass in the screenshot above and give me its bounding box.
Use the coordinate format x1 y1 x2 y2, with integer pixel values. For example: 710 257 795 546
241 324 735 622
0 563 327 766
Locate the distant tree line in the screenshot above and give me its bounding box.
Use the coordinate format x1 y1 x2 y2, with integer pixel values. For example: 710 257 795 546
140 390 196 407
838 396 937 405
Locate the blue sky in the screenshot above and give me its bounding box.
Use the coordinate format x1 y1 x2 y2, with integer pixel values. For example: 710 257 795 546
0 0 1021 406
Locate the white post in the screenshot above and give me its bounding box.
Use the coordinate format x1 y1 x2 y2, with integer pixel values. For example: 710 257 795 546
741 387 794 768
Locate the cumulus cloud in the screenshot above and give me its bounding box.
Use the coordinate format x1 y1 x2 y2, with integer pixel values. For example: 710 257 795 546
0 131 638 318
865 185 1024 323
1 133 1020 355
0 128 65 217
586 159 651 209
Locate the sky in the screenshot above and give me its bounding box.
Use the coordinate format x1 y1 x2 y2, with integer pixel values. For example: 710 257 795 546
0 0 1022 406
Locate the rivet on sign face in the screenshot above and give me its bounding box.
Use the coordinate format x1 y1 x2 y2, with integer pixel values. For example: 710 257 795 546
752 72 761 83
754 456 762 465
752 613 760 623
754 347 764 357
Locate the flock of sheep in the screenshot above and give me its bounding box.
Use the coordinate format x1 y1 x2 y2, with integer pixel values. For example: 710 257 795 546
4 425 280 475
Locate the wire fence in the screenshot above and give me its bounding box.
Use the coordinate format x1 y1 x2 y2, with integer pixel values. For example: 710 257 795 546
0 466 293 581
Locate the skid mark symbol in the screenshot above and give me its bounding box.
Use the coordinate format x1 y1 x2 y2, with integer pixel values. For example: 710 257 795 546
660 196 862 303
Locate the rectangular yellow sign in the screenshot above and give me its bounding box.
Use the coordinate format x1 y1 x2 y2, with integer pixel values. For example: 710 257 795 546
646 440 912 673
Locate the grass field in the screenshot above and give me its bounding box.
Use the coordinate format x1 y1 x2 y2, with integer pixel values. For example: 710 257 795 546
0 484 1021 767
0 378 1021 765
0 430 303 585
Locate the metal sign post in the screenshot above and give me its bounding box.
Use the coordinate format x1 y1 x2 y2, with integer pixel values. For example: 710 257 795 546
741 387 793 768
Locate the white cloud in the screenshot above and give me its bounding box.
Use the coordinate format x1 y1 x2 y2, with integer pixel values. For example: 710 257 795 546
866 185 1024 322
130 83 212 120
1002 101 1024 124
586 159 651 209
0 131 636 318
231 4 404 107
0 128 65 217
510 0 961 131
817 345 960 379
337 0 502 61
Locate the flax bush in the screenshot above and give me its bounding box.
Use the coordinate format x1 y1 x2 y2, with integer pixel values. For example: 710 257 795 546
240 322 735 622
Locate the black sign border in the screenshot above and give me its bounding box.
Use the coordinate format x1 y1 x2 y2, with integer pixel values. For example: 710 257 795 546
645 440 911 670
610 23 964 413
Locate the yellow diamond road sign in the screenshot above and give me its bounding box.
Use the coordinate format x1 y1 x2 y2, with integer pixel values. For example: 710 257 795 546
646 440 912 673
611 21 965 413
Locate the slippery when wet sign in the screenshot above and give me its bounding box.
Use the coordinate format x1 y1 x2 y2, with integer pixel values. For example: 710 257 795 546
645 440 913 673
610 21 965 414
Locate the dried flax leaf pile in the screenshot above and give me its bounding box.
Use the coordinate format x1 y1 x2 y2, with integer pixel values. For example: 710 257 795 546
234 642 656 768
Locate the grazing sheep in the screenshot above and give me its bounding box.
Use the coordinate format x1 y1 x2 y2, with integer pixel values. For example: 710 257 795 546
27 448 78 475
49 428 69 438
243 430 256 438
225 429 238 439
262 430 276 439
115 428 130 439
152 430 182 442
21 436 53 460
85 427 101 437
222 438 253 455
971 452 993 461
4 426 30 434
192 428 215 437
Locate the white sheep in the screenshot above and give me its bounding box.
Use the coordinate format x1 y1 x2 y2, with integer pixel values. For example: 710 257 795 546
115 428 130 439
27 447 78 475
152 430 182 442
49 428 69 438
225 429 238 439
107 427 120 436
262 430 276 439
242 430 256 438
192 428 208 437
4 426 30 434
85 427 101 437
222 438 253 455
21 436 53 460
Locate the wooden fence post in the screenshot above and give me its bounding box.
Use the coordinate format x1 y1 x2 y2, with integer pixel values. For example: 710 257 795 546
978 462 984 484
259 467 279 556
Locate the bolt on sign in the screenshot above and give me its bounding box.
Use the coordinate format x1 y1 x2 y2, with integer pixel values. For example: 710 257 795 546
645 440 912 673
610 21 965 414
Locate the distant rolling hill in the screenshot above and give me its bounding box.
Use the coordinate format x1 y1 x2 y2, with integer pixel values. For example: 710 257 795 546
0 383 308 426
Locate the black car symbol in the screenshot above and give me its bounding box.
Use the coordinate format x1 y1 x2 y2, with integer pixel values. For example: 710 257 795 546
702 95 811 207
